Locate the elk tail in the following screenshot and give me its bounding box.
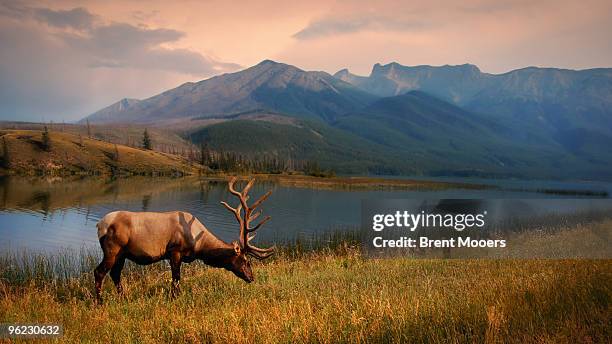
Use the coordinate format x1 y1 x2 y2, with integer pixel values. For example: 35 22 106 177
96 220 108 240
96 214 116 240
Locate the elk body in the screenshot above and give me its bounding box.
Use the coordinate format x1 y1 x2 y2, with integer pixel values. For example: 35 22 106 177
93 177 274 302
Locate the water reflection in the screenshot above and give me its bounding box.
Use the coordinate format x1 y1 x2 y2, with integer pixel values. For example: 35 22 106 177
0 176 611 253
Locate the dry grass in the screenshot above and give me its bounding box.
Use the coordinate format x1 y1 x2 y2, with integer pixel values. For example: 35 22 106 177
0 246 609 343
0 122 194 154
0 129 198 176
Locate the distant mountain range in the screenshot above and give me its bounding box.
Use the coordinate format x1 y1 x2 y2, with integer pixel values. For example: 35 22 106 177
82 60 612 180
335 63 612 137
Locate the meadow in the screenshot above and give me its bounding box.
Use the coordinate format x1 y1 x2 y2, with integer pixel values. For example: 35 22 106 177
0 129 197 176
1 223 610 343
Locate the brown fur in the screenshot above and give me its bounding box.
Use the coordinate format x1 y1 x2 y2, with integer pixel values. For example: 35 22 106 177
94 178 274 303
94 211 251 302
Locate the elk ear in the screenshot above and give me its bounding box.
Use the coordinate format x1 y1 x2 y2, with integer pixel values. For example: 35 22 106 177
232 241 241 255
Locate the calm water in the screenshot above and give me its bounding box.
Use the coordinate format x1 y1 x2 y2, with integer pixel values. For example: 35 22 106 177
0 176 610 252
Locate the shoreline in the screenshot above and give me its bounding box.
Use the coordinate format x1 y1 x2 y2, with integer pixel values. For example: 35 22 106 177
199 173 491 191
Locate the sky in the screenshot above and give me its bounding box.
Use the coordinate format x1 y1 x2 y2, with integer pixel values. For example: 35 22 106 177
1 0 611 122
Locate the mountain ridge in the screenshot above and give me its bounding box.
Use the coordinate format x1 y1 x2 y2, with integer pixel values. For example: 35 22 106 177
83 60 376 124
335 62 612 135
79 60 612 179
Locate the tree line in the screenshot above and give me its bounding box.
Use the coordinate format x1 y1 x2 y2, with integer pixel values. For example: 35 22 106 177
197 143 334 176
139 130 334 176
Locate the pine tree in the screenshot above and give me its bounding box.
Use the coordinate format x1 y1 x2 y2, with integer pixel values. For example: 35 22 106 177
142 129 152 150
113 144 120 161
41 126 51 151
86 119 92 138
200 142 209 166
1 137 10 169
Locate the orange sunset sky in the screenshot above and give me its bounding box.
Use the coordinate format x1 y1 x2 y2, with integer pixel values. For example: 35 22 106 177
1 0 611 121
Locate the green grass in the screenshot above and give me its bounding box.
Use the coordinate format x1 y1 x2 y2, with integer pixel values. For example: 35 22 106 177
1 230 609 343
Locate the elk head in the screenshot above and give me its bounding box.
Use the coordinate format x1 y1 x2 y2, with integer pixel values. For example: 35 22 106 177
220 177 275 283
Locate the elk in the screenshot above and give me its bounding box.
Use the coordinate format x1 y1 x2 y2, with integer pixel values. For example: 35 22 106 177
93 177 274 302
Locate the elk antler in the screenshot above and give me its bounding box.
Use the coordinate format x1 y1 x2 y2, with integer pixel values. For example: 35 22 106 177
220 177 275 259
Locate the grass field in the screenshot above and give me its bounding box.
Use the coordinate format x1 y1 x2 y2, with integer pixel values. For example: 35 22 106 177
1 237 609 343
0 122 194 154
0 129 199 176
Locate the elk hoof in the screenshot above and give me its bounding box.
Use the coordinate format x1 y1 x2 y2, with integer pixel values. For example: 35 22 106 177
170 281 181 299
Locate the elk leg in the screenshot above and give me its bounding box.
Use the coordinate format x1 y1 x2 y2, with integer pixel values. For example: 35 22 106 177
94 240 121 303
94 255 116 303
170 251 182 298
110 256 126 295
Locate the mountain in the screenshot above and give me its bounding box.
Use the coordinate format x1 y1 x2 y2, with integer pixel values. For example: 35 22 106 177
466 67 612 136
188 119 407 174
334 63 612 136
185 92 611 179
330 91 599 177
334 63 487 103
86 98 140 123
83 60 377 124
333 91 505 150
80 60 612 179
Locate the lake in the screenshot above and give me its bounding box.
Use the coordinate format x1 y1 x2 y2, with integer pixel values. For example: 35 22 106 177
1 176 611 253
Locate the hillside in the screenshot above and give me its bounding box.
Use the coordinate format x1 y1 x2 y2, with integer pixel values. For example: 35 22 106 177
187 119 408 174
0 121 195 154
332 91 610 178
185 93 611 179
0 130 199 176
84 60 377 124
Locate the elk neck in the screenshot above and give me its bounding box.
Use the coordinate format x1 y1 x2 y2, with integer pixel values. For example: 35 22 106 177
192 229 236 266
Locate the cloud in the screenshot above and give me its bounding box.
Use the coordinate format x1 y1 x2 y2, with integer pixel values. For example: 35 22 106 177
32 7 96 30
20 5 241 75
293 15 425 40
0 3 240 121
60 21 241 75
291 0 548 40
59 22 221 74
131 10 160 22
292 1 439 40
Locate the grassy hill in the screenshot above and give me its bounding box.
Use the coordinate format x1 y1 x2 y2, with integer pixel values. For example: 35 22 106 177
0 121 195 154
0 129 199 176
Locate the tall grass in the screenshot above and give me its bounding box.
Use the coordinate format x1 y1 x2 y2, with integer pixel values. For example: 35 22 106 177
0 247 100 285
0 223 610 343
